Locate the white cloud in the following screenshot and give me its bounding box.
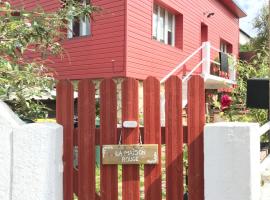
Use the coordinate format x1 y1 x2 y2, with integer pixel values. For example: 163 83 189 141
235 0 268 37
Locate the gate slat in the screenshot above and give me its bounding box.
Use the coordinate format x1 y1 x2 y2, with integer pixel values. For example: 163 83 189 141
122 78 140 200
78 79 96 200
165 76 183 200
56 80 74 200
143 77 162 200
100 79 118 200
188 75 205 200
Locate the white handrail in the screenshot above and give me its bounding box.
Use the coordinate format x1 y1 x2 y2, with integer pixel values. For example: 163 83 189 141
210 59 221 66
161 41 237 84
210 45 221 53
160 43 205 83
182 59 204 82
259 121 270 137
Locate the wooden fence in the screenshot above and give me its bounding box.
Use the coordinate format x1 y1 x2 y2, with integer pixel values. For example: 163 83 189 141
56 75 205 200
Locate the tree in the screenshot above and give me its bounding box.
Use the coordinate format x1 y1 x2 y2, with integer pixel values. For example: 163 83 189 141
223 45 269 124
251 3 269 49
223 3 270 123
239 43 253 52
0 0 99 120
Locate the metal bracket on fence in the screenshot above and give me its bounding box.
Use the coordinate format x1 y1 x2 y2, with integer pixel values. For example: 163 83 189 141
123 121 138 128
118 122 142 145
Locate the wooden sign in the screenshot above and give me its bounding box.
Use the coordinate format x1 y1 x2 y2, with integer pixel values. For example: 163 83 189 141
102 144 159 165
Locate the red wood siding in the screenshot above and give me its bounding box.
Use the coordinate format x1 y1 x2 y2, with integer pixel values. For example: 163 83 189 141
10 0 60 12
10 0 240 80
10 0 126 80
126 0 239 80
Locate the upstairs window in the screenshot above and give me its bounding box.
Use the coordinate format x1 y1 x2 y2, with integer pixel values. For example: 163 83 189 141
220 41 227 53
219 40 233 73
152 4 176 46
67 0 91 38
220 40 232 54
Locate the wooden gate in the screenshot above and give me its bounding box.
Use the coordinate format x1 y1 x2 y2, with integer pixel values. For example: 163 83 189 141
56 75 205 200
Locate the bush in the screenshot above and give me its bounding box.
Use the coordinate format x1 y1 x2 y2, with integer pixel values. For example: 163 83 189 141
223 45 269 124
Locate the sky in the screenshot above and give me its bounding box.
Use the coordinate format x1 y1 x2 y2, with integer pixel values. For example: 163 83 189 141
235 0 268 37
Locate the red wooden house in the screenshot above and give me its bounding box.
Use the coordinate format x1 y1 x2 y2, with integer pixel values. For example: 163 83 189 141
10 0 246 87
9 1 247 199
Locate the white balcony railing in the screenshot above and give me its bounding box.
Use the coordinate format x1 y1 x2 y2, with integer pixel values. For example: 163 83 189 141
160 41 237 109
161 41 237 84
205 42 237 82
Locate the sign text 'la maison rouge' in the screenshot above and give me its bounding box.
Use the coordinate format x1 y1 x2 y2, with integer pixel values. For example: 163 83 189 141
102 144 159 165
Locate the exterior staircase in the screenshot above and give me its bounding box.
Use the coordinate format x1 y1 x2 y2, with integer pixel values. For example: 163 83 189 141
161 41 237 108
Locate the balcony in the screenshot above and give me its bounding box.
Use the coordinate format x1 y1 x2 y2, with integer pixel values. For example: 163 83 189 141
161 41 237 90
202 42 237 89
160 41 237 108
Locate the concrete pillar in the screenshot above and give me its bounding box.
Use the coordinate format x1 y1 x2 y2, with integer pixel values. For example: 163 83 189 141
0 101 25 128
0 125 12 200
12 123 63 200
204 122 261 200
0 101 63 200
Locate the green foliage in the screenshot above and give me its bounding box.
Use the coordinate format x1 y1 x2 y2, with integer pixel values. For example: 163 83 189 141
223 45 269 124
240 43 253 52
251 3 269 50
239 3 269 52
0 1 99 120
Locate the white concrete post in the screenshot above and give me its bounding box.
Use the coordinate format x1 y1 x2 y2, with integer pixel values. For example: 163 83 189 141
0 101 25 200
0 101 25 128
204 122 261 200
0 101 64 200
202 41 211 76
0 126 12 200
12 123 63 200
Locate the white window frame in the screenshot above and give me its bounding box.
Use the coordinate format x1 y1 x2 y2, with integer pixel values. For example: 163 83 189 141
153 4 175 46
220 41 228 53
67 0 91 38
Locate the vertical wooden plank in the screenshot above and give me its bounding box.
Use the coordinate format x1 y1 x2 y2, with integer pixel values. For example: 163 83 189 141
143 77 162 200
73 129 78 197
77 79 96 200
73 170 78 196
56 80 74 200
122 78 140 200
165 76 183 200
188 75 205 200
100 79 118 200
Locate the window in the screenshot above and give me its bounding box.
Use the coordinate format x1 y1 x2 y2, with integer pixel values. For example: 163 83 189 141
152 4 175 46
220 41 227 53
167 13 174 45
67 0 91 38
220 40 232 54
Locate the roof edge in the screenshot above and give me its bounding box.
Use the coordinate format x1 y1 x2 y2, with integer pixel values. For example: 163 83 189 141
221 0 247 18
240 28 252 39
